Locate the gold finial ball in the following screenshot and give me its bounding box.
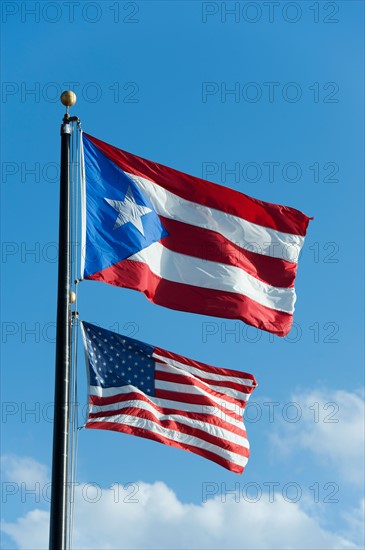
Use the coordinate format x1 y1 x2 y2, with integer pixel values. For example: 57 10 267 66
60 90 77 107
69 291 76 304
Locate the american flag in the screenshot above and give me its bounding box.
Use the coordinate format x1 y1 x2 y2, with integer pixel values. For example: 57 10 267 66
81 321 257 474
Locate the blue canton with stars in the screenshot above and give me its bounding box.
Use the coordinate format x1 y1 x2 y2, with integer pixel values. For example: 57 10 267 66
82 321 155 397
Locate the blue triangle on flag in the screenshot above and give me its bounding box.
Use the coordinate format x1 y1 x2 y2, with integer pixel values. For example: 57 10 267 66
83 134 168 277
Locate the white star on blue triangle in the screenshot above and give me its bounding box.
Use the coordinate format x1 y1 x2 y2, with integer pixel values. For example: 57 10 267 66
83 134 168 278
105 186 152 235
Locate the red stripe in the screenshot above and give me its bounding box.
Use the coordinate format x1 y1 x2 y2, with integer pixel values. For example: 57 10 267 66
154 389 241 422
159 216 297 288
90 390 243 424
90 388 243 421
84 133 311 236
153 347 256 383
85 260 293 336
85 421 245 473
89 405 246 438
154 369 250 402
154 365 244 405
154 359 254 394
87 405 248 456
89 395 247 438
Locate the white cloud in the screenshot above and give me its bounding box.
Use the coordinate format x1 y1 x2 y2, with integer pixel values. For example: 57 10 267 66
1 476 363 550
269 388 365 485
341 499 365 545
2 390 364 550
2 510 49 550
1 455 49 487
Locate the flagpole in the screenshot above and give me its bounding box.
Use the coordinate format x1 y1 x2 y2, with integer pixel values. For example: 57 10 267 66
49 91 78 550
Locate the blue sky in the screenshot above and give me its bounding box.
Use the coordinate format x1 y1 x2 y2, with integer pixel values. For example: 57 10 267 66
1 1 364 549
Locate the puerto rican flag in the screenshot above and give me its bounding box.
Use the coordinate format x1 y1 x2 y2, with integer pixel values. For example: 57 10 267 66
81 133 311 336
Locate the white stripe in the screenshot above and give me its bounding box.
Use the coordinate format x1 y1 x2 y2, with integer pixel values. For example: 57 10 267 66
209 384 247 401
153 352 255 386
155 379 246 406
87 413 248 467
89 385 243 419
128 242 296 313
127 172 304 263
89 397 243 428
89 400 248 446
155 362 251 402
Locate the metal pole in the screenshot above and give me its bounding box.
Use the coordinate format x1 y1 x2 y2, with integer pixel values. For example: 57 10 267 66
49 91 77 550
